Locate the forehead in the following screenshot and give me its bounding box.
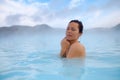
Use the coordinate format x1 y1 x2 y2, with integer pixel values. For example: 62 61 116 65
68 22 79 28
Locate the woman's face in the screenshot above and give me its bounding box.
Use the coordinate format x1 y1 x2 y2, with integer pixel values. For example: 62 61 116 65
66 22 81 41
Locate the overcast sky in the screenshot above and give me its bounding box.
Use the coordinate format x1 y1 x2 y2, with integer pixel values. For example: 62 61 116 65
0 0 120 29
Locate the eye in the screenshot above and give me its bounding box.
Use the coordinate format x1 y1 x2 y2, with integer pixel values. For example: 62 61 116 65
71 27 76 31
67 27 70 30
66 27 77 31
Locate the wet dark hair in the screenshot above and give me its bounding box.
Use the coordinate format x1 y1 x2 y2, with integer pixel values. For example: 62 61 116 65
69 20 83 33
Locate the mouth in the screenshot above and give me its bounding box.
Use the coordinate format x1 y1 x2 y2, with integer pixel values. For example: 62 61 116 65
66 34 72 37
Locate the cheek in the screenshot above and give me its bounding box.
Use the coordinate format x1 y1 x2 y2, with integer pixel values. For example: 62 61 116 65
75 34 79 38
74 31 79 35
73 33 79 38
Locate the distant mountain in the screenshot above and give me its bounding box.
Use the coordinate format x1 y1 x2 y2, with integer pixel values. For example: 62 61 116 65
112 24 120 30
34 24 52 30
0 24 52 32
83 23 120 36
86 23 120 31
0 24 65 37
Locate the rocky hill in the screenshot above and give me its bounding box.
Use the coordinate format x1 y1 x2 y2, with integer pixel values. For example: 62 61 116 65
0 24 64 37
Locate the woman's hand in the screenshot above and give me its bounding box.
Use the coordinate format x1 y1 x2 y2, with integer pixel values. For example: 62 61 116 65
60 37 70 57
61 37 70 49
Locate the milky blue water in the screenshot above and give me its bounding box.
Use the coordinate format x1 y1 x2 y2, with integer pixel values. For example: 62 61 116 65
0 30 120 80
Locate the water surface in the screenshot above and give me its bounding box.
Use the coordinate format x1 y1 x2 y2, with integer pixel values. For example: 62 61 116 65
0 30 120 80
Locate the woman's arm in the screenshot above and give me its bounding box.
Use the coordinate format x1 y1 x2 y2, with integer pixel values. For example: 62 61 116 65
60 38 70 57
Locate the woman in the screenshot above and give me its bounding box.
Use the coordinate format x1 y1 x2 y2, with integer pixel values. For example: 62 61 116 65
60 20 85 58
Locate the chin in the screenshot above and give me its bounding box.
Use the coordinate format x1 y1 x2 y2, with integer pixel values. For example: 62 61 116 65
66 37 72 41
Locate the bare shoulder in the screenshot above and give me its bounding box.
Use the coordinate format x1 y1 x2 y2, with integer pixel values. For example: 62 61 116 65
67 42 85 58
73 42 84 48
